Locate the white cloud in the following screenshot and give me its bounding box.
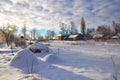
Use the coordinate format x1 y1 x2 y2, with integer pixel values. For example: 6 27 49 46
0 0 120 33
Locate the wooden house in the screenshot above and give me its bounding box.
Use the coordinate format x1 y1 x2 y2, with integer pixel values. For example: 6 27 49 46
93 34 104 41
53 34 62 40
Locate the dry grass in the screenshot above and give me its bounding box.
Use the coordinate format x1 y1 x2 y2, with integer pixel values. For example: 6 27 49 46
68 39 120 45
68 41 100 45
105 39 120 44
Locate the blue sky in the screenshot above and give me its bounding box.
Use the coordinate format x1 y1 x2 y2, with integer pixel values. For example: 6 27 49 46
0 0 120 35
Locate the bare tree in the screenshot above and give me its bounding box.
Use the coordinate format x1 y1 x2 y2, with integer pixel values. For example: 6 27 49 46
51 31 56 38
0 24 17 46
45 35 49 41
37 35 44 41
46 30 51 40
115 23 120 34
21 22 27 47
31 28 37 40
59 23 66 35
22 22 27 38
87 28 95 35
60 22 78 35
81 17 86 37
64 24 69 35
112 21 116 30
97 25 113 38
112 21 120 35
70 21 78 34
0 31 4 42
46 30 56 40
0 27 10 46
86 28 95 39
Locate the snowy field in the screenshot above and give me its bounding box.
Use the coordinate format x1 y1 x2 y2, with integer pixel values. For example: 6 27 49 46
0 41 120 80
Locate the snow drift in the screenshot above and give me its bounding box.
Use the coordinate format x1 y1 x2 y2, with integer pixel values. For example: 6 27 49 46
9 48 40 73
29 42 52 54
42 54 61 63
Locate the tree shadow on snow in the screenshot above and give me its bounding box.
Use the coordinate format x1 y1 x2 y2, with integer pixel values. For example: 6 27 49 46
37 62 90 80
55 52 114 73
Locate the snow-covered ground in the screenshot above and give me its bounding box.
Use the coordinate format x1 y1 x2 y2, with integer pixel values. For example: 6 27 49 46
0 41 120 80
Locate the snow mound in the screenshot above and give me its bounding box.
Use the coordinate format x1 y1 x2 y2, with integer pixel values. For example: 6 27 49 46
43 54 61 63
29 42 52 53
9 48 40 73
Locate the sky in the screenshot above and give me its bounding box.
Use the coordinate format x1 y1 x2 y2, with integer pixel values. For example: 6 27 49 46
0 0 120 35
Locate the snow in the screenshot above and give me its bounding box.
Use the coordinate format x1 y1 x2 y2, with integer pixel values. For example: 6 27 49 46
0 41 120 80
93 34 103 38
0 48 18 53
69 34 78 38
42 54 62 63
0 43 19 53
29 42 52 54
29 42 47 49
9 48 40 73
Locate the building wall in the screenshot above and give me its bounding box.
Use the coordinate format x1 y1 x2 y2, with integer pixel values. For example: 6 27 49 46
68 37 78 41
55 36 61 40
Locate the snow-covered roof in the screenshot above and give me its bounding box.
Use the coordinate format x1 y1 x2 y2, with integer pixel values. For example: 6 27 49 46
69 34 78 38
93 34 103 38
111 36 119 39
56 34 62 36
53 37 55 39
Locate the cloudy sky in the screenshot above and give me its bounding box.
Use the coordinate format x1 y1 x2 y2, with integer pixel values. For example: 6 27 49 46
0 0 120 33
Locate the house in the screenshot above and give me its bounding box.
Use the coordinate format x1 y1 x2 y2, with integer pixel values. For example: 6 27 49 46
53 34 62 40
53 34 83 41
111 33 120 39
93 34 104 41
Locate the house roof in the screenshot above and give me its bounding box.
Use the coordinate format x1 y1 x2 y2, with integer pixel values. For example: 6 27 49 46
56 34 62 36
111 36 119 39
93 34 103 38
52 37 55 39
69 34 78 38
